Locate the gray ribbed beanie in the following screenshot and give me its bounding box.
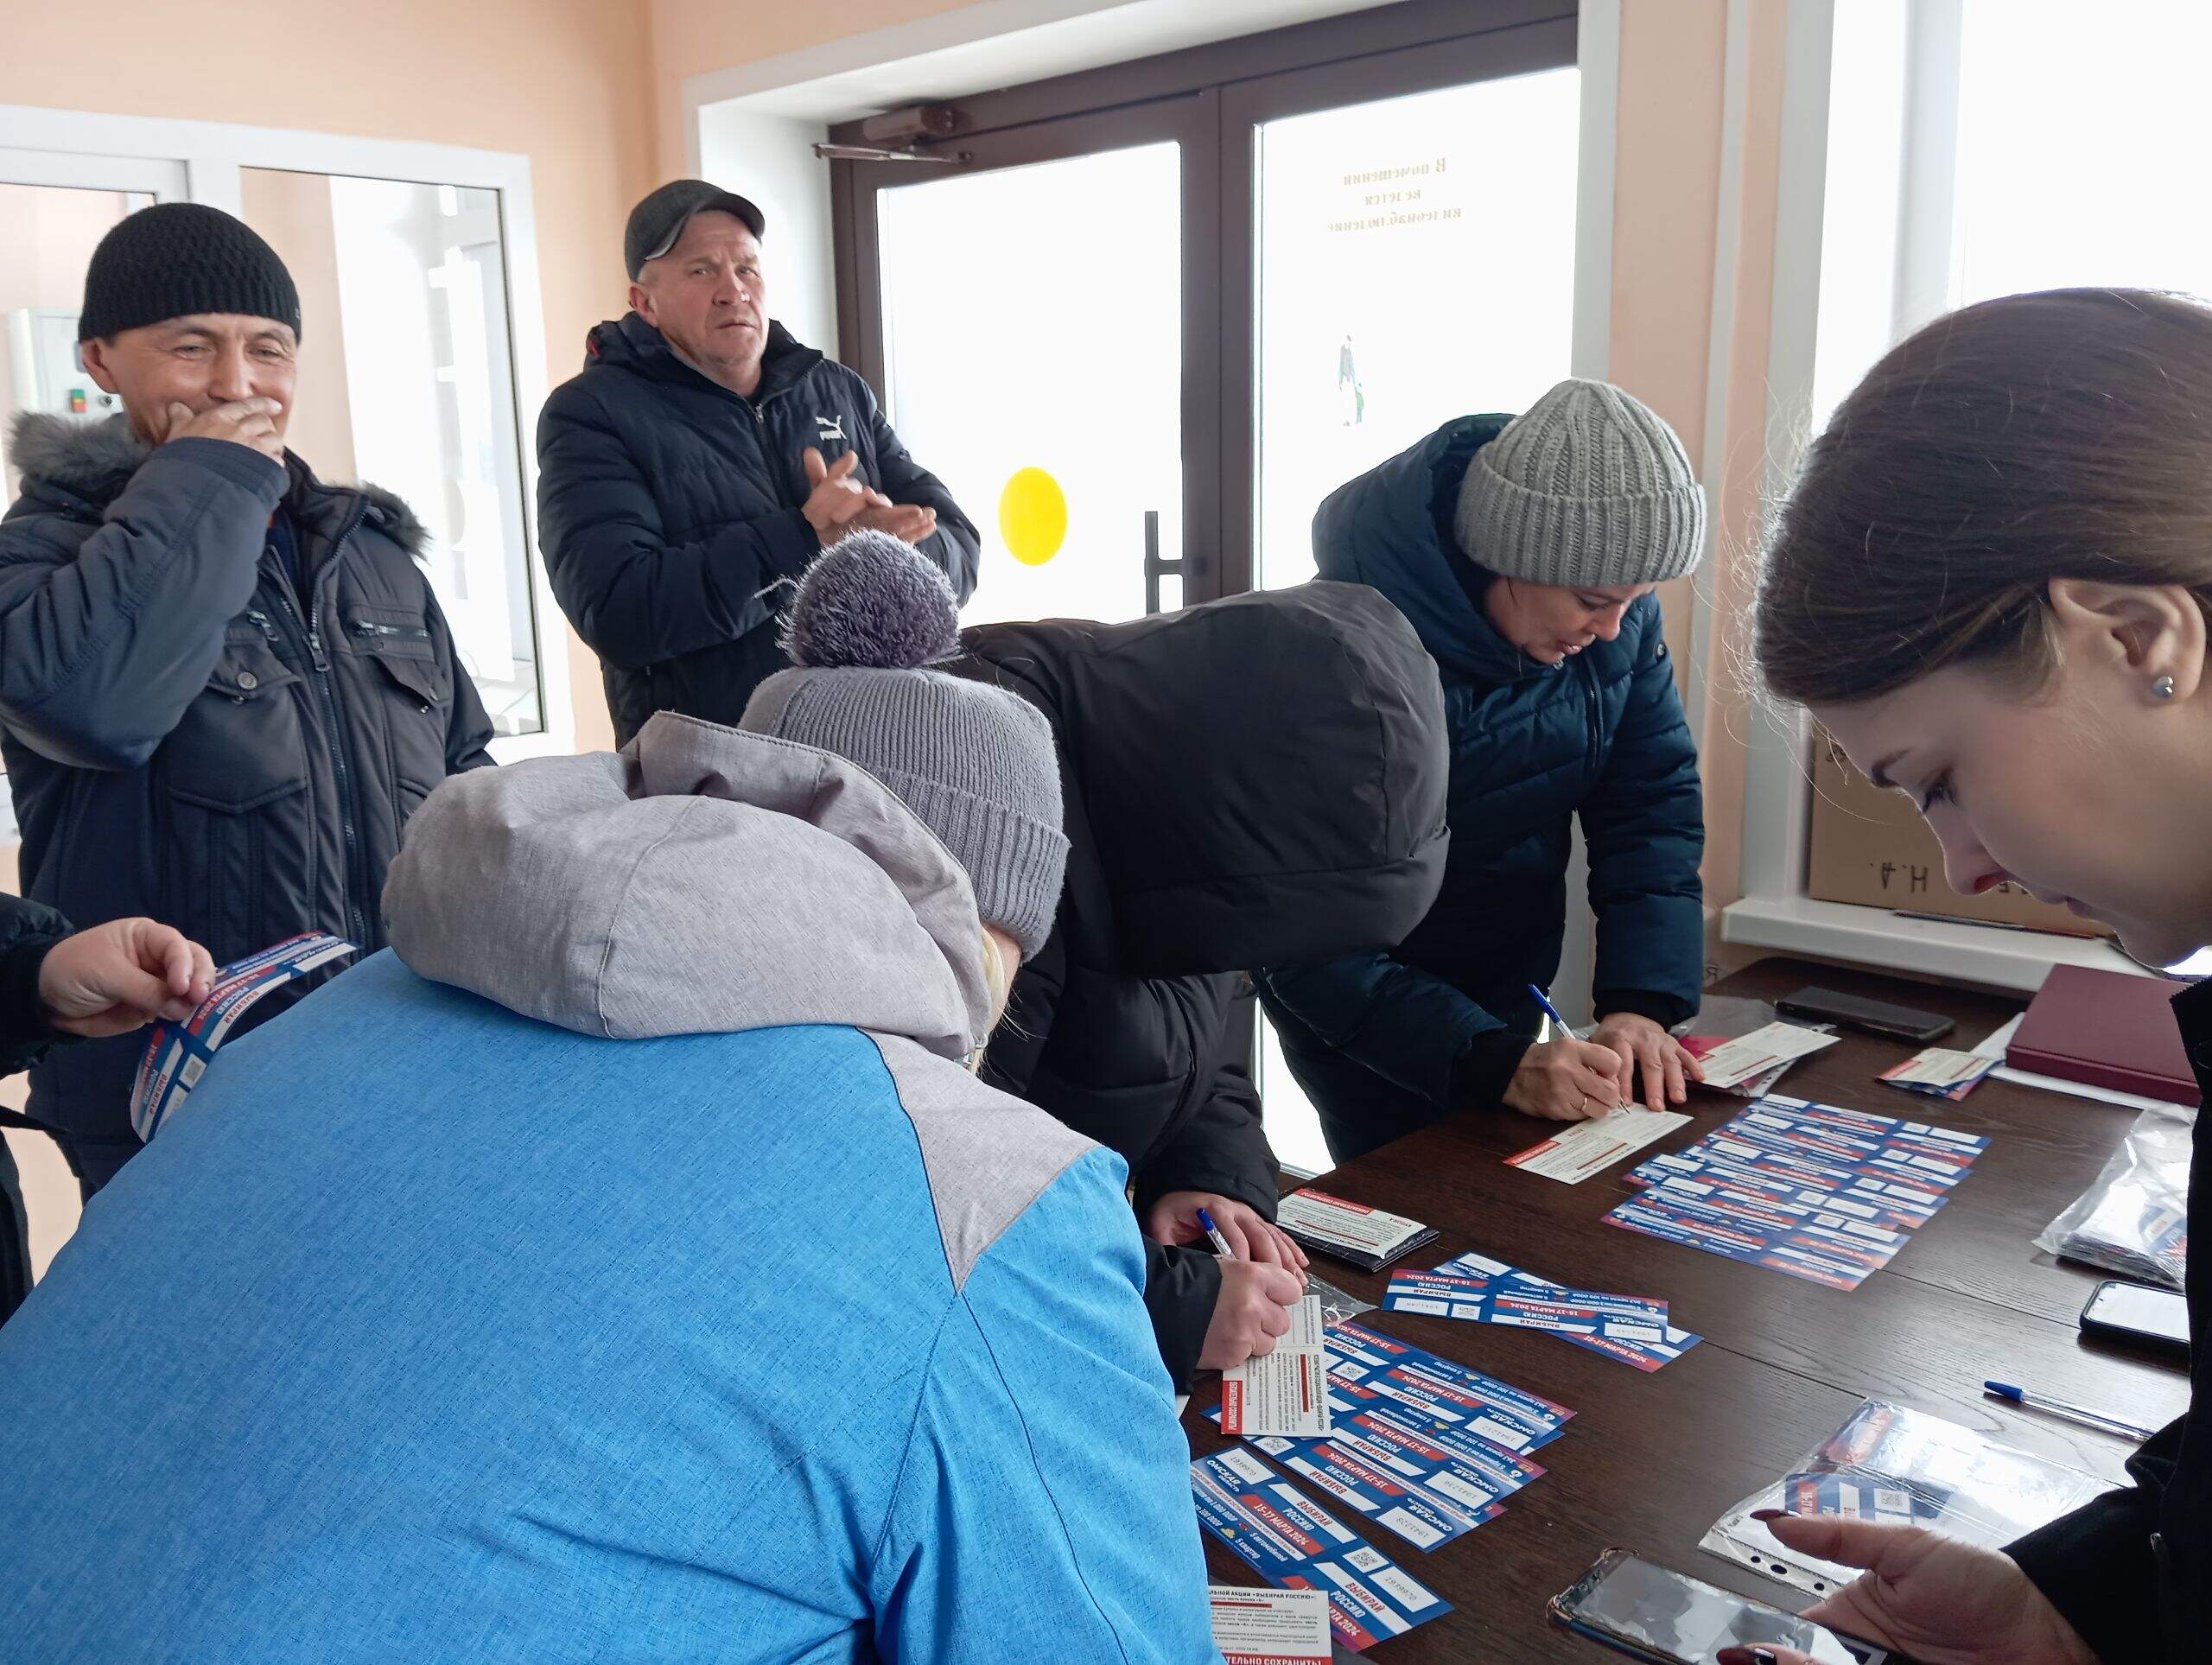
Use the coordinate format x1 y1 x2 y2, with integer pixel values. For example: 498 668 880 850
1455 378 1706 588
739 531 1069 956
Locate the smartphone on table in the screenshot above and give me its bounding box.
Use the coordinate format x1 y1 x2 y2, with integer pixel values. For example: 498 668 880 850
2081 1279 2190 1358
1550 1548 1914 1663
1775 986 1954 1044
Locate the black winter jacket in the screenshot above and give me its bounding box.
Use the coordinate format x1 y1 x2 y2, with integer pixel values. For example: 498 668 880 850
0 414 493 1146
0 893 70 1080
538 315 980 745
2008 975 2211 1662
1259 416 1705 1149
957 581 1448 1386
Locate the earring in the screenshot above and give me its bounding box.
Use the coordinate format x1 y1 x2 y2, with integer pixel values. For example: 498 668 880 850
2153 675 2178 700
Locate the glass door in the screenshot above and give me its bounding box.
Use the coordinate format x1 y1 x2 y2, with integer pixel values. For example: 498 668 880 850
844 98 1217 626
1245 65 1581 589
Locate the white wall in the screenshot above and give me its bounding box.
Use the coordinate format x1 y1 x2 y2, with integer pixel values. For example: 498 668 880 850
696 105 838 359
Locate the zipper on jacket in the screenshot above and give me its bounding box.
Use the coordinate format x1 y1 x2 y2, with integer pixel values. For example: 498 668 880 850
269 498 374 950
1582 658 1603 777
348 620 431 645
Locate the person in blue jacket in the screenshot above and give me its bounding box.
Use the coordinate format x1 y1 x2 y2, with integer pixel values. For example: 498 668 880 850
0 534 1211 1661
1259 379 1709 1161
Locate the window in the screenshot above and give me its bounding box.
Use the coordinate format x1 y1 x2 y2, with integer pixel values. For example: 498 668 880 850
0 105 567 769
240 170 542 736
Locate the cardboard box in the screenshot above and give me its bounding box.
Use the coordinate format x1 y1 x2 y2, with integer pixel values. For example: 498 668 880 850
1806 730 2111 938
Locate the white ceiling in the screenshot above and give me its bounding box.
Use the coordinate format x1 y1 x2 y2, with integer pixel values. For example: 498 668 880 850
690 0 1408 124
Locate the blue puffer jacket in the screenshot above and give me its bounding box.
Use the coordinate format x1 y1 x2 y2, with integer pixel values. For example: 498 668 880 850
1258 415 1704 1142
538 315 980 746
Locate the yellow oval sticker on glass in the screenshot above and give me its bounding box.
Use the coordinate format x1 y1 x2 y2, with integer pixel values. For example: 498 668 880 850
998 467 1069 567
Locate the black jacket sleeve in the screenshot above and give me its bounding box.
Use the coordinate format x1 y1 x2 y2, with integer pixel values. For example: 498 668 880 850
1580 623 1705 1029
537 386 818 671
1256 953 1527 1113
0 894 72 1078
861 388 979 604
0 439 283 771
1144 1239 1222 1391
2007 1417 2178 1664
1130 1053 1279 1223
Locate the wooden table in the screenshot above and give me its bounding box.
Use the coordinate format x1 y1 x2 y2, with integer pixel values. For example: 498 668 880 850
1188 957 2194 1661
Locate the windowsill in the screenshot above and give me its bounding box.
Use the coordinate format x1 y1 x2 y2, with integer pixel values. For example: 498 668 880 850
1720 894 2146 995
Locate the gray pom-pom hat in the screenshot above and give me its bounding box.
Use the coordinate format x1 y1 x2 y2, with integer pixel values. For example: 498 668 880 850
741 531 1070 957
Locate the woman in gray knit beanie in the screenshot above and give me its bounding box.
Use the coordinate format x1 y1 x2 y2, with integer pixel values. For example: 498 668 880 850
1259 379 1713 1162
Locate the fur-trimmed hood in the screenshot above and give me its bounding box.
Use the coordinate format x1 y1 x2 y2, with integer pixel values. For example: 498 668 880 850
7 410 429 559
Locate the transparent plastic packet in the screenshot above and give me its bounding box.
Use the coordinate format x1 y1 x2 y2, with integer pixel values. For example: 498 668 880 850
1701 1399 2117 1598
2033 1103 2193 1291
1672 996 1838 1099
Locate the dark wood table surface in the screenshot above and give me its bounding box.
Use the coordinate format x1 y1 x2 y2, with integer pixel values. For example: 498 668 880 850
1186 956 2194 1662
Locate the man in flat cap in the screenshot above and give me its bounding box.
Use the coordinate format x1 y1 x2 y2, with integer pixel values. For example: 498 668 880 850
538 180 980 743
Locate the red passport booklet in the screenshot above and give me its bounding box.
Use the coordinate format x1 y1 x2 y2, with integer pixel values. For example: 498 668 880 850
2006 964 2199 1106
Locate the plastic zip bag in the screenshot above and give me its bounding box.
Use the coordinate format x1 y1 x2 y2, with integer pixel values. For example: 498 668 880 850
1702 1399 2116 1598
2034 1103 2193 1290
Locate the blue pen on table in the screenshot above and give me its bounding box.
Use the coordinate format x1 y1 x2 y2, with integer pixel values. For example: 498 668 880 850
1985 1380 2155 1443
1196 1206 1239 1261
1527 983 1572 1039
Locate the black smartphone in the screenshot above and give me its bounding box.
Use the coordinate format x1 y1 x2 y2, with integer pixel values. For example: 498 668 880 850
2081 1279 2190 1357
1776 986 1955 1045
1549 1548 1912 1663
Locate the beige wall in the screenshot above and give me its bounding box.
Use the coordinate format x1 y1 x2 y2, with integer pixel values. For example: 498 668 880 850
1 0 659 753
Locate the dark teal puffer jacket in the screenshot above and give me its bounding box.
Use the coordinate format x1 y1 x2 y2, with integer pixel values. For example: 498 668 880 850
1257 414 1704 1134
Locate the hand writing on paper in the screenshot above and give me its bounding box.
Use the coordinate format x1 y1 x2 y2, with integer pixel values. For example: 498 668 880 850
1502 1037 1624 1121
1713 1513 2098 1665
39 918 215 1038
1590 1011 1705 1112
1198 1259 1307 1370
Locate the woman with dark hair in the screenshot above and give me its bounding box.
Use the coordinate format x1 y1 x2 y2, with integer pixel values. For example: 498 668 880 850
1727 288 2210 1665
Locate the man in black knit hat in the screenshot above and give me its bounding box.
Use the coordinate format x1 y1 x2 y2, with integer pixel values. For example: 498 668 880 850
0 201 494 1198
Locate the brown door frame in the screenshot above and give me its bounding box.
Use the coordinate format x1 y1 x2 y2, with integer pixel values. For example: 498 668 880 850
828 0 1578 604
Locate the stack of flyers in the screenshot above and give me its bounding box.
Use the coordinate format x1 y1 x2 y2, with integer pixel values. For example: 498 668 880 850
130 932 359 1141
1323 1319 1573 1455
1208 1390 1543 1550
1428 1250 1704 1372
1879 1047 1999 1102
1686 1021 1842 1090
1777 1471 1947 1527
1382 1267 1669 1342
1192 1451 1453 1651
1223 1296 1332 1437
1274 1189 1438 1272
1606 1096 1987 1290
1208 1586 1332 1664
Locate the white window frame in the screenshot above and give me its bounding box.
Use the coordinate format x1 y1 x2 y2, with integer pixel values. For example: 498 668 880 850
0 103 571 763
1719 0 2140 993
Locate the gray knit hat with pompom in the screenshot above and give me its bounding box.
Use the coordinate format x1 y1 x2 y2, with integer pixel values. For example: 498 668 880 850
739 531 1069 956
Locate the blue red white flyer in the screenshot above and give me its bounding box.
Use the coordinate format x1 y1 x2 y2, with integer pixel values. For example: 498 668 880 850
1778 1471 1946 1526
1605 1096 1987 1289
1222 1295 1332 1437
1192 1451 1453 1652
1397 1247 1707 1379
1208 1586 1332 1664
129 932 359 1141
1323 1319 1573 1454
1382 1268 1669 1342
1878 1046 1999 1101
1273 1188 1439 1271
1504 1106 1691 1183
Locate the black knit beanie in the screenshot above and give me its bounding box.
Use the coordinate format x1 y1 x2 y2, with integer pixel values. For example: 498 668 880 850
77 203 302 344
